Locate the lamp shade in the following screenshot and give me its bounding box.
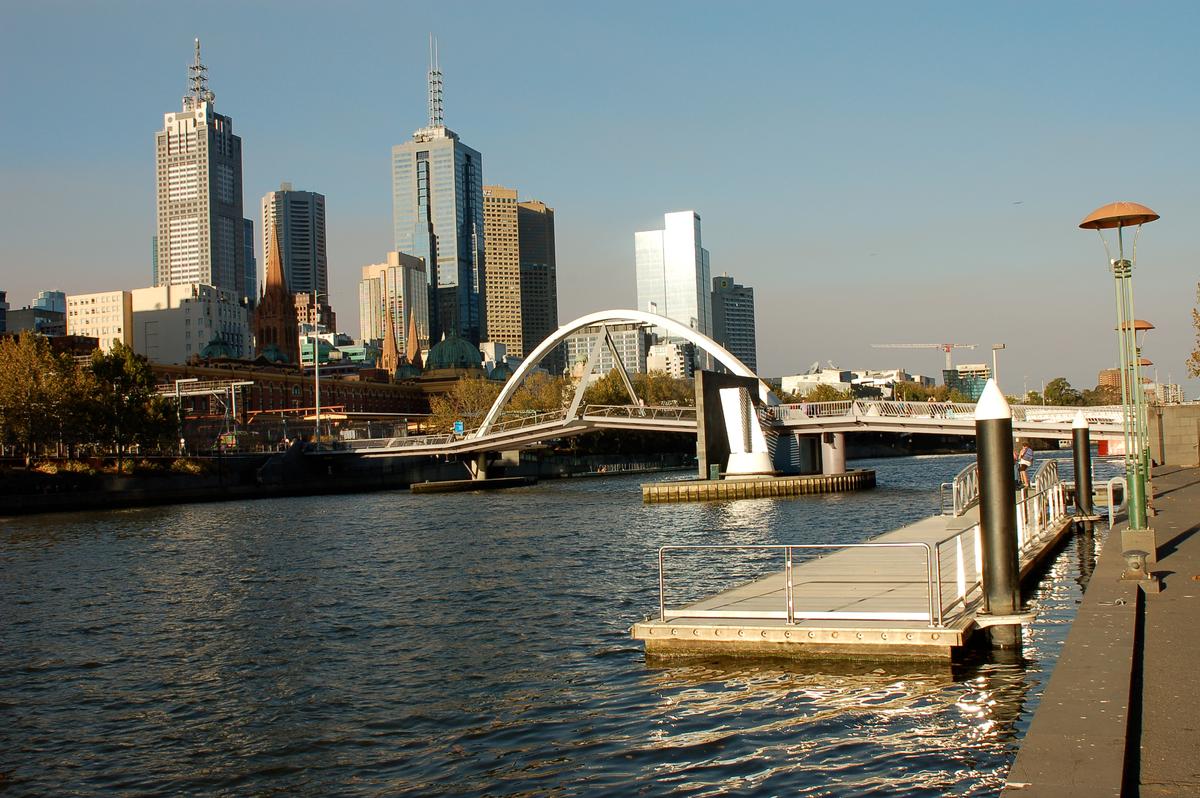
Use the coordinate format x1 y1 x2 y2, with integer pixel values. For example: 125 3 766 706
1079 201 1159 230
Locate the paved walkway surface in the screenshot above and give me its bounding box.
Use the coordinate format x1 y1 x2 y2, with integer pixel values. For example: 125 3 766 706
1004 465 1200 797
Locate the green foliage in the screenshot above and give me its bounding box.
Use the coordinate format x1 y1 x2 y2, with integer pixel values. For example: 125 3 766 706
507 372 572 415
1043 377 1082 406
802 383 851 403
893 381 951 402
428 378 502 433
0 332 95 463
88 343 175 472
582 369 695 407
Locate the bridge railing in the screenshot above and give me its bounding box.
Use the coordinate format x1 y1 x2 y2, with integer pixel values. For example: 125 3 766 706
581 404 697 422
769 401 855 422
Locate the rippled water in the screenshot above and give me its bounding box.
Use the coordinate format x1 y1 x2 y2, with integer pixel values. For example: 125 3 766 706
0 455 1109 796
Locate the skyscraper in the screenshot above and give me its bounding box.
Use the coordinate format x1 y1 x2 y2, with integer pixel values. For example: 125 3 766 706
517 198 560 371
154 39 245 298
392 39 485 344
358 252 430 356
635 211 712 336
482 186 559 366
243 218 257 308
261 182 327 298
711 274 757 372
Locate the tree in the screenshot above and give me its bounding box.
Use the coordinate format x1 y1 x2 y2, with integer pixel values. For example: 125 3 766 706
1081 384 1120 406
803 383 851 402
89 342 173 471
428 378 502 433
0 333 62 463
1043 377 1083 406
508 372 572 415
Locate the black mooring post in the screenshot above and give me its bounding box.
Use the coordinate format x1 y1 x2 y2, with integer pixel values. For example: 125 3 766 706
1072 412 1094 526
975 380 1021 648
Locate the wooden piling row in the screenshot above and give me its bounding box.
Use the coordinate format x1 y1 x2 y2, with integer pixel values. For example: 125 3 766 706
642 470 876 503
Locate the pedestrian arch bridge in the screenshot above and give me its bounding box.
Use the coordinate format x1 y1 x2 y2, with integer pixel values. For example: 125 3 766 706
332 308 1124 459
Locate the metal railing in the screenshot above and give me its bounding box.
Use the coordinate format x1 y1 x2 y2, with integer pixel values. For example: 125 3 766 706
952 462 980 517
767 401 1124 428
581 405 697 422
655 464 1070 630
1106 475 1127 527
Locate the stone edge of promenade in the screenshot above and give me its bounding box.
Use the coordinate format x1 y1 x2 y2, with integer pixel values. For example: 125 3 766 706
1003 465 1200 797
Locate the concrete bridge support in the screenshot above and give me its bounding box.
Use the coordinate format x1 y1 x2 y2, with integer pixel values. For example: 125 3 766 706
468 453 489 481
821 432 846 475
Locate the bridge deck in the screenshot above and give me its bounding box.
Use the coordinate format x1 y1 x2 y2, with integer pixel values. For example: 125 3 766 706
632 506 1072 659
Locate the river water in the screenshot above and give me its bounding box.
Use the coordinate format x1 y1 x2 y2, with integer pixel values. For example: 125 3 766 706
1 454 1108 796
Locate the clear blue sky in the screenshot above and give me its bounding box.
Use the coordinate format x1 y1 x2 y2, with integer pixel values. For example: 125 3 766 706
2 1 1198 395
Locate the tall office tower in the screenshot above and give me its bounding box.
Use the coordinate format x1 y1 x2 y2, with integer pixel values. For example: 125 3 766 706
482 186 521 356
261 182 328 298
154 39 245 298
635 211 712 368
517 198 559 372
0 291 7 333
392 39 485 344
483 186 560 368
243 218 257 308
635 211 712 334
711 274 758 373
151 236 158 285
358 252 430 356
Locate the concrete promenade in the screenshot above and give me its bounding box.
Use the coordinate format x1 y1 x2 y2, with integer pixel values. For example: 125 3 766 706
1004 465 1200 797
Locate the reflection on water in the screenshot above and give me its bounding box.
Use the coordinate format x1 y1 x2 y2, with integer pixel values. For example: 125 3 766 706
0 455 1103 796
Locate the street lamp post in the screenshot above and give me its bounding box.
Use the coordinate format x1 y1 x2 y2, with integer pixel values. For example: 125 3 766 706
174 377 199 455
991 344 1005 385
1079 201 1159 543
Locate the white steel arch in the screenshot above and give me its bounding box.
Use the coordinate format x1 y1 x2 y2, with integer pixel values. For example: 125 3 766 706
476 309 774 438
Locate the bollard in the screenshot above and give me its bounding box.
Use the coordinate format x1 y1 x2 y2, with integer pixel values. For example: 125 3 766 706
1072 411 1094 527
975 380 1022 648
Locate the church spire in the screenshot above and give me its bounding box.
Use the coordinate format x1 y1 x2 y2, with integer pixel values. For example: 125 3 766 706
427 33 443 128
264 220 288 293
380 303 400 376
406 305 423 370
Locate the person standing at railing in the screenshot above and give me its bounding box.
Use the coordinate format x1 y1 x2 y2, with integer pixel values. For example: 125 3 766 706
1014 441 1033 489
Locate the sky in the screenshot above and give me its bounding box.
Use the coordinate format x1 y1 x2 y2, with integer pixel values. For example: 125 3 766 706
2 1 1198 396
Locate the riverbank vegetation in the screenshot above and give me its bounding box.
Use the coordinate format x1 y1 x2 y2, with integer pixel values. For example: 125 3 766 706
0 333 175 469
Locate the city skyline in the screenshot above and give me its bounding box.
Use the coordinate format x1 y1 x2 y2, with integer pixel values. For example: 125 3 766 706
3 3 1200 391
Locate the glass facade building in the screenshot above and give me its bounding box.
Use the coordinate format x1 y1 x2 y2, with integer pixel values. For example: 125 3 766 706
711 274 757 373
635 211 712 369
392 126 484 345
358 252 430 355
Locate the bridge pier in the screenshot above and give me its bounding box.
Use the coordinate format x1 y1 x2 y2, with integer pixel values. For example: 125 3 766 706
468 453 488 481
821 432 846 475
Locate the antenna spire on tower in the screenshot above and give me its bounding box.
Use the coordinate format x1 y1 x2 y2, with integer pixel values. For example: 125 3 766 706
185 37 215 108
427 33 444 128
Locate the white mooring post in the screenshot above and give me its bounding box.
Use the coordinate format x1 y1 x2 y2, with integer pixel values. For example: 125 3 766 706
974 379 1022 648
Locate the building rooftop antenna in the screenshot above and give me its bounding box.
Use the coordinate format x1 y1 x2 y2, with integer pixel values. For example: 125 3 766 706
185 37 215 108
427 33 444 128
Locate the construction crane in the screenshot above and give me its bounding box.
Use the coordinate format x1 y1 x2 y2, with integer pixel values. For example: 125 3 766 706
871 343 978 371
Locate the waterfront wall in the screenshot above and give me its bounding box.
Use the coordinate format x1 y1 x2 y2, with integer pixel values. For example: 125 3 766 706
0 450 695 516
1148 404 1200 466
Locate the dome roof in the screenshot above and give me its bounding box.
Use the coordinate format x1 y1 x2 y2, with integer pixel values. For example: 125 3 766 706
199 336 236 360
425 333 482 371
396 361 423 379
489 362 514 382
259 343 290 364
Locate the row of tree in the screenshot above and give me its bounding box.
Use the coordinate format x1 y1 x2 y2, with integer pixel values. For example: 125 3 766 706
0 334 174 468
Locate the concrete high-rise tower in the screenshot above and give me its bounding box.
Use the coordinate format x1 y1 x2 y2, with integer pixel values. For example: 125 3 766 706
154 39 245 298
711 274 757 373
482 186 560 370
392 37 485 344
261 183 328 298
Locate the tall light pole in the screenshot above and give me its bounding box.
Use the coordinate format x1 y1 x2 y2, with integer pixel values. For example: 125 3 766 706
308 290 329 445
991 343 1005 385
174 377 198 455
1079 201 1159 538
